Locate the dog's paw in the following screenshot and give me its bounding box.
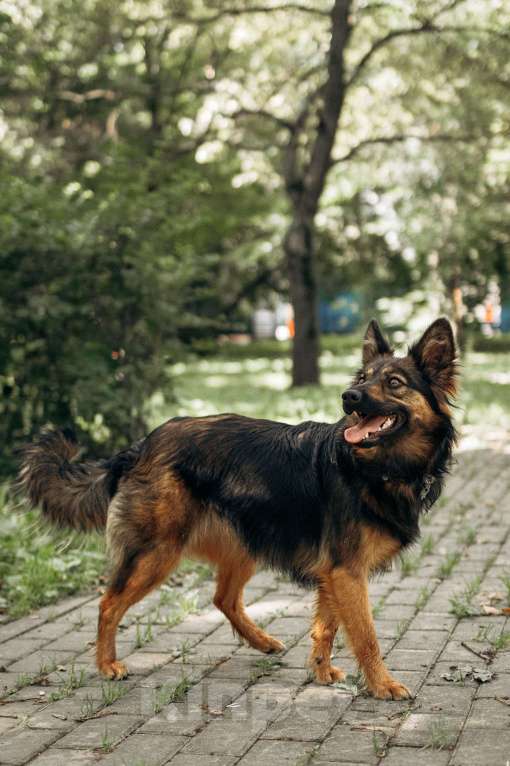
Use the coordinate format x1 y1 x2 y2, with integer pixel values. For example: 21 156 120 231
369 677 411 700
260 635 286 653
313 663 346 685
99 660 128 680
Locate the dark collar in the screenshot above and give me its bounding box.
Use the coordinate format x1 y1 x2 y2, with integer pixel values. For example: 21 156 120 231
381 472 436 502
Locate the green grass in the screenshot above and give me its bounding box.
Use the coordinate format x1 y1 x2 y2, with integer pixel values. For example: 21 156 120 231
2 337 509 619
0 485 105 618
449 576 482 617
152 676 192 713
48 664 88 701
425 718 457 750
437 551 462 580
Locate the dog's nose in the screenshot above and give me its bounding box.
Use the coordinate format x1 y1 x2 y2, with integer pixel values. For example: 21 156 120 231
342 388 362 406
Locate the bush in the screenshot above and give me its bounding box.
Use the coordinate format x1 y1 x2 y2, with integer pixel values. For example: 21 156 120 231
471 334 510 353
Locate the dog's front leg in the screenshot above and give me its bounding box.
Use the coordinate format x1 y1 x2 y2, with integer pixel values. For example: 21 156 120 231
309 582 345 684
327 567 411 700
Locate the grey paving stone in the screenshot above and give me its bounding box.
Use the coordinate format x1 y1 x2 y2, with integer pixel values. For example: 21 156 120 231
450 616 506 641
261 685 350 741
181 719 266 755
171 612 224 635
169 753 237 766
139 700 206 737
7 650 76 674
396 629 449 651
375 605 416 622
317 725 381 764
122 651 175 675
207 657 258 681
0 673 24 697
475 672 510 697
385 649 436 671
280 644 311 668
0 638 49 662
393 712 463 747
26 748 98 765
181 645 234 666
42 632 96 653
0 616 46 645
53 714 143 750
417 684 475 716
439 640 485 663
139 664 206 688
385 589 422 606
0 728 62 765
465 697 510 729
132 632 201 654
226 685 292 724
237 739 315 765
25 695 102 730
186 678 247 712
451 728 510 765
408 613 456 632
380 745 451 765
0 717 17 735
263 616 309 637
99 733 186 765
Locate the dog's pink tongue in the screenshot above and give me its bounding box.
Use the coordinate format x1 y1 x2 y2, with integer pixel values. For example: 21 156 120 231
344 414 387 444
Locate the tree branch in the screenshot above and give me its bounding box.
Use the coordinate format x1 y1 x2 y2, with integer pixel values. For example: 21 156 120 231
231 107 294 131
330 132 479 165
58 89 116 103
347 22 506 88
173 4 330 25
301 0 352 214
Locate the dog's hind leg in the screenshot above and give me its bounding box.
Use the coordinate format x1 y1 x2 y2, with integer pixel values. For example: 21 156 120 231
309 581 346 684
213 554 285 653
97 543 182 679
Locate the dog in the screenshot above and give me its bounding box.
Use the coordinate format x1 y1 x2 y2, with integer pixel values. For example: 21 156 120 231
19 317 457 699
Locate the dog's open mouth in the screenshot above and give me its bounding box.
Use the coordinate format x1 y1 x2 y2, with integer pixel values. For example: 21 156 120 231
344 412 403 445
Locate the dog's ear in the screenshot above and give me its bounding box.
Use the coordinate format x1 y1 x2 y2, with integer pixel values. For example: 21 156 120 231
411 318 458 397
362 319 393 365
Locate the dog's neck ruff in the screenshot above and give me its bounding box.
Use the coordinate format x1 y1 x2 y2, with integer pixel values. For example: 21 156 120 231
381 472 435 501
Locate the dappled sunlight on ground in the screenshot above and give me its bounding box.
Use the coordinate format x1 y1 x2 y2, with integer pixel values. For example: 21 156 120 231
155 345 510 434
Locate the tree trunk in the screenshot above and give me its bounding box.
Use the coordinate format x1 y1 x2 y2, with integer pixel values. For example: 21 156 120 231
450 273 466 353
282 0 352 386
285 216 320 386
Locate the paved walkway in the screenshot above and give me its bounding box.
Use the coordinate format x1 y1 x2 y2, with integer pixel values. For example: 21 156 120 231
0 431 509 765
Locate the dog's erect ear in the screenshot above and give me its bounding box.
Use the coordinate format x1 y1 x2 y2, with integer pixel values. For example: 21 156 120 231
362 319 393 365
411 318 458 397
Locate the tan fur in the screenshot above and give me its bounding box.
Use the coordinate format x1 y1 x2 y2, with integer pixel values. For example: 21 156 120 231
308 524 408 700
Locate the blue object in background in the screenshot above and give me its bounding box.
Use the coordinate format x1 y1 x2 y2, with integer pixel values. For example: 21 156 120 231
319 292 361 333
501 304 510 333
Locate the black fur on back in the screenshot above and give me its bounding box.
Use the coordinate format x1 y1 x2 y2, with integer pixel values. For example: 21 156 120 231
147 410 455 586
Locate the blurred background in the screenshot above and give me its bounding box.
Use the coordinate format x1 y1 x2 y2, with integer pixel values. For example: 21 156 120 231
0 0 509 616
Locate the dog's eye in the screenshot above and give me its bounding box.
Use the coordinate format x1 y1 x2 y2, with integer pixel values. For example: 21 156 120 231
389 377 402 388
358 374 366 384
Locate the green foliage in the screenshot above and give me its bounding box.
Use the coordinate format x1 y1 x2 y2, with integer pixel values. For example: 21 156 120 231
0 484 105 617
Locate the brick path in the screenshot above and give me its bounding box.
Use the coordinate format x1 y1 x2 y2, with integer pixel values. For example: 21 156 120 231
1 430 509 765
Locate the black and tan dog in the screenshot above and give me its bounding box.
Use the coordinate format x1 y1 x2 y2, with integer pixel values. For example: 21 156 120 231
20 318 457 699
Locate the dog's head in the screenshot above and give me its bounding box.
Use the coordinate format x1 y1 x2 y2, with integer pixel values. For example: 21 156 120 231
342 318 458 466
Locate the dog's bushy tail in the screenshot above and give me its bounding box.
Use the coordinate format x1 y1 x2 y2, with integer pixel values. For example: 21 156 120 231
18 429 116 532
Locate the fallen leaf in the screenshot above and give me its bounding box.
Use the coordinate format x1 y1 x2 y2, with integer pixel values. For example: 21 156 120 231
441 664 493 684
472 668 494 683
481 605 502 615
488 592 504 601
